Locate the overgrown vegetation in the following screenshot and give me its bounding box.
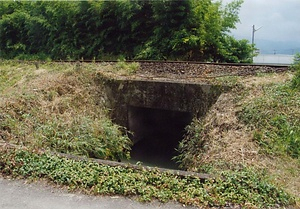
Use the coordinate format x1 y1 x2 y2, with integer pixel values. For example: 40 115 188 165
0 61 131 160
174 118 207 170
239 63 300 159
240 88 300 158
0 148 294 208
0 61 298 208
176 60 300 206
0 0 253 62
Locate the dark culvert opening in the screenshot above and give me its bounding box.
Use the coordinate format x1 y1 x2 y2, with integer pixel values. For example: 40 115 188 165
125 106 193 169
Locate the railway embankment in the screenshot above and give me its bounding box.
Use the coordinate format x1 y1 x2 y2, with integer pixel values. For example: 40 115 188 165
0 61 298 208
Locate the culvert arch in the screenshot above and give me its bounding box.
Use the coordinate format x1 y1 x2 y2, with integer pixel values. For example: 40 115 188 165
96 72 228 168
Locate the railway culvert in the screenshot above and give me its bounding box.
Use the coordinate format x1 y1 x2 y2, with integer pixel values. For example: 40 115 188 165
96 72 228 168
95 61 288 168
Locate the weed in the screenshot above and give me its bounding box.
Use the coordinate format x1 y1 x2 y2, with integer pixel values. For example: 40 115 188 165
34 116 131 160
291 61 300 90
174 72 300 204
174 118 207 170
114 60 140 75
0 61 131 160
0 64 24 93
239 83 300 159
215 75 240 87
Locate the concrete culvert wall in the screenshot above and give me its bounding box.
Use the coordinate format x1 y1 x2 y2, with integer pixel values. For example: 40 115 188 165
96 72 229 168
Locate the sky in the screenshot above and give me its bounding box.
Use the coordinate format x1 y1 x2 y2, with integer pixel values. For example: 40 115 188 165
221 0 300 54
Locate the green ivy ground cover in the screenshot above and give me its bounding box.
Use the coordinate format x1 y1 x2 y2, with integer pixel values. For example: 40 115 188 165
0 148 294 208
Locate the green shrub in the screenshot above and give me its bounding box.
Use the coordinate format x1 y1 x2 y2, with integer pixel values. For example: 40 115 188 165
174 118 206 170
270 115 300 158
293 53 300 65
290 53 300 90
291 62 300 90
34 116 131 161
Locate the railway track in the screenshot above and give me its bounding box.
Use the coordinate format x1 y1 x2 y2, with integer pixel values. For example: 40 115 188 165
11 59 291 67
10 59 291 78
57 59 290 67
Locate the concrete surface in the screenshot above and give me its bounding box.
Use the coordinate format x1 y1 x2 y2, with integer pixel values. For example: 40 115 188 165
0 177 198 209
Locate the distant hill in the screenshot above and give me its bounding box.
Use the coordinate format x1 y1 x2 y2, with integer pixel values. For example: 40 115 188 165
255 39 300 55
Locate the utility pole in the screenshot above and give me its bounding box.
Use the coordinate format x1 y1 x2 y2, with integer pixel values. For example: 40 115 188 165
251 25 262 46
251 25 262 63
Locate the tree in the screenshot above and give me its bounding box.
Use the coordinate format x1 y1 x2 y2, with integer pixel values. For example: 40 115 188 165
116 0 155 59
0 0 253 62
217 36 254 63
136 0 193 60
75 1 102 59
0 7 30 58
189 0 246 62
42 2 80 60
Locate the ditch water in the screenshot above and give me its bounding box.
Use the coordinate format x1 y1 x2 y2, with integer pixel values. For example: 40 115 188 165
123 106 193 169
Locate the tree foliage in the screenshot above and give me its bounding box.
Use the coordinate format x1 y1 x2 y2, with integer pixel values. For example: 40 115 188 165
0 0 253 62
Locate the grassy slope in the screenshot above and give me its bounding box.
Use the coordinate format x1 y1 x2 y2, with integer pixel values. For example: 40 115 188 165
0 61 132 160
178 71 300 206
0 61 298 208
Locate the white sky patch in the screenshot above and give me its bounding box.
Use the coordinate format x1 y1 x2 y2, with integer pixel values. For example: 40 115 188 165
221 0 300 43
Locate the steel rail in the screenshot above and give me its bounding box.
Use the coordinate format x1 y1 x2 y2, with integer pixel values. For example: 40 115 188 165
38 59 291 68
